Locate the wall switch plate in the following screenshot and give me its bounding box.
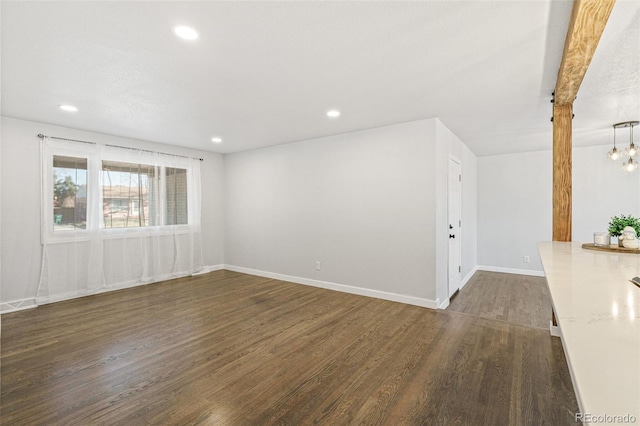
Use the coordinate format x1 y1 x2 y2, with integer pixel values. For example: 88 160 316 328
315 261 321 271
523 256 530 263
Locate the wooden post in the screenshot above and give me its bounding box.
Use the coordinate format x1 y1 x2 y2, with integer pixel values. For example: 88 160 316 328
550 0 615 327
553 104 572 242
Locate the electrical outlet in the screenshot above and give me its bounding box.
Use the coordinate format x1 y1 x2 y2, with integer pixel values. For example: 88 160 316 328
523 256 530 263
315 261 321 271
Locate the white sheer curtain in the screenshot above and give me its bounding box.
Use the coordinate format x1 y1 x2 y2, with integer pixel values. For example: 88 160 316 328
37 136 203 304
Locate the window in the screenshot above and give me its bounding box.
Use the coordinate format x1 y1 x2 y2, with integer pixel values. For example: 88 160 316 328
102 161 158 228
39 136 203 304
53 156 87 230
45 142 197 237
166 167 188 225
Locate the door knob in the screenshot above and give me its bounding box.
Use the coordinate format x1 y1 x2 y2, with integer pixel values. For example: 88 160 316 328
449 234 455 239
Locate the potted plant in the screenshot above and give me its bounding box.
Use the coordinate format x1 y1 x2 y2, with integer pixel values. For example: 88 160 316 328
608 214 640 246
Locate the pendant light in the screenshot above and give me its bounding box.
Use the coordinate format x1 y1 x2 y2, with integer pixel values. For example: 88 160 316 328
610 121 639 172
625 121 637 157
608 125 620 160
624 156 638 172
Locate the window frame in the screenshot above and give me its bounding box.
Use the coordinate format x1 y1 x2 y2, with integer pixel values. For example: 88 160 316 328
52 154 88 232
42 140 197 244
101 159 160 230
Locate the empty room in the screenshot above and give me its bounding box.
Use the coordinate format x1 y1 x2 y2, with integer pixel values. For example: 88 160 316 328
1 1 638 425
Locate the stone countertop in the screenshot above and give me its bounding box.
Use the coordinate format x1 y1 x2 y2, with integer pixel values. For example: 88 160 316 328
538 241 639 425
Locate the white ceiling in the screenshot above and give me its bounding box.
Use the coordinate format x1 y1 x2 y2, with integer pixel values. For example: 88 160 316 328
1 1 638 156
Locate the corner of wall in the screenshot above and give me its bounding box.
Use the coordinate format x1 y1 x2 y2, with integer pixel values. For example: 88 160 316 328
0 116 3 323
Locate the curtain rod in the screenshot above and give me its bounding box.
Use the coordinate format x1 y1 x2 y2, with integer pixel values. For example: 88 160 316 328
37 134 204 161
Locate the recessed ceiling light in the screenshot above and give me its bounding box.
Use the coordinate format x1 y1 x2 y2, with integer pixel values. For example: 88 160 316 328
327 110 341 118
211 137 222 143
174 26 198 40
59 105 78 112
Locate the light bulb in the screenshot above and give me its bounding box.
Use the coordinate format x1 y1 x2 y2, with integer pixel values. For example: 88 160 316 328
608 147 620 160
628 143 637 157
174 26 198 40
624 158 638 172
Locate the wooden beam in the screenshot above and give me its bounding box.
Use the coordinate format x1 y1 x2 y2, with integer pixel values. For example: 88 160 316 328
554 0 616 105
553 104 572 242
552 0 615 241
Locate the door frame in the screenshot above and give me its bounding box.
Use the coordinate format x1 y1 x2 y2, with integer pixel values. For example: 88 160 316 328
447 155 462 299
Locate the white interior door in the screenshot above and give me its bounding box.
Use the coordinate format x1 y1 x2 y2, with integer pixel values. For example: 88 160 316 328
448 157 462 298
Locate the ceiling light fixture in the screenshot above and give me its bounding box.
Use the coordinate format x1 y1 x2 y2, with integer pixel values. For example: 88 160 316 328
174 26 198 40
59 105 78 112
624 157 638 172
326 110 341 118
610 121 639 172
211 137 222 143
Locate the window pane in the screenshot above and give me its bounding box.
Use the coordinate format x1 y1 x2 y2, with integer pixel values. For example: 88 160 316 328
53 156 87 231
166 167 188 225
102 161 158 228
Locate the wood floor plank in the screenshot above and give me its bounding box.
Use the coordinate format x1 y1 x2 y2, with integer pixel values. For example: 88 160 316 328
1 270 579 425
447 271 552 329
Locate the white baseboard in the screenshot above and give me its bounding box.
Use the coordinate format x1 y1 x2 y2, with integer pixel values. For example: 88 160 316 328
2 264 440 314
477 265 545 277
224 265 439 310
35 270 199 306
437 298 449 310
0 298 37 314
192 264 225 275
2 266 225 315
460 266 478 289
35 281 151 306
549 321 561 337
37 289 93 306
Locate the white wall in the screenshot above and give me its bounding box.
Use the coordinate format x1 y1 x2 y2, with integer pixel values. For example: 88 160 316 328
478 150 552 273
478 145 640 273
0 117 225 311
573 144 640 242
225 118 477 308
225 120 438 305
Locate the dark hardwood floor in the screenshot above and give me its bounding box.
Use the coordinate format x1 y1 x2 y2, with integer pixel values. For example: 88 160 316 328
1 270 579 425
447 271 552 329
